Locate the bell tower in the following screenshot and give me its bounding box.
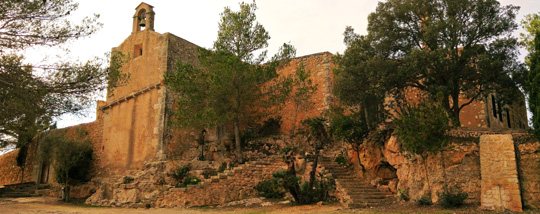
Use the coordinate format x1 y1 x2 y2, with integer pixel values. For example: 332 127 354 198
132 2 155 33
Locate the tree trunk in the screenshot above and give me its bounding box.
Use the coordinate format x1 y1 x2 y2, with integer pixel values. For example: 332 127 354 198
363 105 371 130
233 119 243 163
354 144 365 173
451 85 461 127
64 171 70 202
286 155 302 203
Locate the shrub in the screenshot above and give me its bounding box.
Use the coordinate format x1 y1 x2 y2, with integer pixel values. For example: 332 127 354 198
171 165 191 183
398 189 410 201
271 170 335 204
417 195 433 206
334 153 348 166
439 188 468 208
54 139 93 184
123 176 134 184
255 178 285 199
394 101 450 157
181 175 201 187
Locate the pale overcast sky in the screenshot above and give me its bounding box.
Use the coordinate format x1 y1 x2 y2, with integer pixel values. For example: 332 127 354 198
29 0 539 128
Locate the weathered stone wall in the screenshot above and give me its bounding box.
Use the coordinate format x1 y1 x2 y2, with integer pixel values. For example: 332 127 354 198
273 52 335 134
346 129 539 208
479 135 522 212
518 141 540 209
0 149 36 186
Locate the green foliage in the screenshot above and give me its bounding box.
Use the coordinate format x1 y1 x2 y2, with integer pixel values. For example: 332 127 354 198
394 101 450 157
398 189 410 202
0 1 113 148
334 153 348 166
439 187 468 208
270 170 335 204
180 175 201 187
417 195 433 206
37 134 94 184
521 15 540 137
338 0 524 126
123 176 134 184
165 2 295 162
171 165 191 183
255 178 286 199
329 109 369 147
302 117 332 150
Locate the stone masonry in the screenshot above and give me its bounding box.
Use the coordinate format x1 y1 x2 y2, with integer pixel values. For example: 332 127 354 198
479 134 522 212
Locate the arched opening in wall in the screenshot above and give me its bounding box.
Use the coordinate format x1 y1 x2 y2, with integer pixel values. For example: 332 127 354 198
137 9 147 31
375 161 397 182
134 44 143 58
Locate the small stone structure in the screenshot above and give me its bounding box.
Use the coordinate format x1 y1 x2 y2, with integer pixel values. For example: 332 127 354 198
479 134 522 212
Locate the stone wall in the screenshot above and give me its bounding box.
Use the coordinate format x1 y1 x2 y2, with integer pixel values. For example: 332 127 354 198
518 141 540 209
345 130 539 209
0 149 36 186
273 52 335 134
479 135 522 212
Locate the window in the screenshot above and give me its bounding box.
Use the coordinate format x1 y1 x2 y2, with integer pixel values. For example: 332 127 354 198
134 44 143 58
491 95 497 118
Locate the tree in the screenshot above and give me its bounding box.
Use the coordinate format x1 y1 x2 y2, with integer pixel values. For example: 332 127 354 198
40 133 93 202
334 27 388 129
0 0 120 149
166 2 294 162
394 100 450 193
329 109 369 172
339 0 524 126
521 13 540 137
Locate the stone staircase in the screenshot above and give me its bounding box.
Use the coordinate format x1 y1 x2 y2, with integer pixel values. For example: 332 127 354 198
0 182 50 198
198 157 283 186
320 157 394 208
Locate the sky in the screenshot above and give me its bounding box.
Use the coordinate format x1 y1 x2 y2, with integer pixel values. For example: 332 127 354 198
23 0 540 128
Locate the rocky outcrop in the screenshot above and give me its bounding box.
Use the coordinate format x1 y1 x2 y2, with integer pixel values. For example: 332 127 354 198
85 156 287 208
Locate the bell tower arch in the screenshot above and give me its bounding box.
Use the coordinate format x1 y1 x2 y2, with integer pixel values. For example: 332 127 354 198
132 2 155 33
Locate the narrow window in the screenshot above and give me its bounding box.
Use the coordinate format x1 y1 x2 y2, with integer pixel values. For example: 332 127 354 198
497 101 503 122
134 44 143 58
491 95 497 118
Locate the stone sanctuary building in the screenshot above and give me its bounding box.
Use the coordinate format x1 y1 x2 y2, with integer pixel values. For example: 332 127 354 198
0 2 538 212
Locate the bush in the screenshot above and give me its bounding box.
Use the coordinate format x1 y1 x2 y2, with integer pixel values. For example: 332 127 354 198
334 153 348 166
417 195 433 206
255 178 285 199
171 165 191 183
54 140 93 184
439 188 468 208
394 101 450 156
271 170 335 204
180 175 201 187
398 189 410 201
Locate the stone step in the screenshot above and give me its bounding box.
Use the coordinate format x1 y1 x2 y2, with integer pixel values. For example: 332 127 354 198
0 192 39 198
348 194 392 199
348 202 383 208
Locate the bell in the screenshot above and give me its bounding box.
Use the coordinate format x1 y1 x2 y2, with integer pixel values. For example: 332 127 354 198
139 19 146 27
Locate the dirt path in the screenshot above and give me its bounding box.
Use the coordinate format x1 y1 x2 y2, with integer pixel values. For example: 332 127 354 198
1 197 537 214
